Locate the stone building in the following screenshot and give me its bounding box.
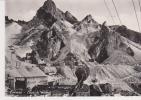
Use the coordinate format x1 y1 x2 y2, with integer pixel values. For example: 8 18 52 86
6 62 47 90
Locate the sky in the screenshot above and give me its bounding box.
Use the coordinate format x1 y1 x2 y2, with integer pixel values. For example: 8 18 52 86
6 0 141 32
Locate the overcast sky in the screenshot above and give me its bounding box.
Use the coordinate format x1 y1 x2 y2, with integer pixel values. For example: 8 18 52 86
6 0 141 32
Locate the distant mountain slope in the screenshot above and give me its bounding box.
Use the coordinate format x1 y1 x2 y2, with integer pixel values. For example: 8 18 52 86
5 16 27 26
103 50 136 65
6 22 22 47
110 25 141 44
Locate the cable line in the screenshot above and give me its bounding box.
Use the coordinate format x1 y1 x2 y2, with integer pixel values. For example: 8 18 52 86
131 0 141 32
138 0 141 16
111 0 122 25
103 0 115 24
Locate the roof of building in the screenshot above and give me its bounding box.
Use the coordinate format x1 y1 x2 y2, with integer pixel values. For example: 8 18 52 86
6 67 22 78
6 61 47 78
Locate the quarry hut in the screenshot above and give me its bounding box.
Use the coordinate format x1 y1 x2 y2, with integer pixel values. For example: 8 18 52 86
6 62 47 90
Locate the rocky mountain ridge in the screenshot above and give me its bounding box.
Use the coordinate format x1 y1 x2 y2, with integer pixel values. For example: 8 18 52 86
5 16 27 26
5 0 141 94
110 25 141 45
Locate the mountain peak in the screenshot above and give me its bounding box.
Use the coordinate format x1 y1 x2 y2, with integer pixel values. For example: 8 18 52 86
43 0 55 7
65 11 72 15
42 0 56 14
65 11 78 24
83 14 93 22
5 16 14 24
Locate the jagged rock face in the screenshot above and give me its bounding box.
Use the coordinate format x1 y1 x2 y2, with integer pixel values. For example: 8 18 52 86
82 15 95 23
64 53 78 69
42 0 56 15
74 14 99 35
42 0 65 20
126 47 134 56
36 28 66 61
16 20 27 26
111 25 141 44
87 22 137 64
88 23 109 63
21 0 77 34
5 16 14 24
36 8 57 27
64 53 89 69
22 0 64 31
37 31 61 58
38 0 65 21
65 11 78 24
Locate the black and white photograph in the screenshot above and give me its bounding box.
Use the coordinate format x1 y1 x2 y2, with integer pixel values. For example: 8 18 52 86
4 0 141 97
